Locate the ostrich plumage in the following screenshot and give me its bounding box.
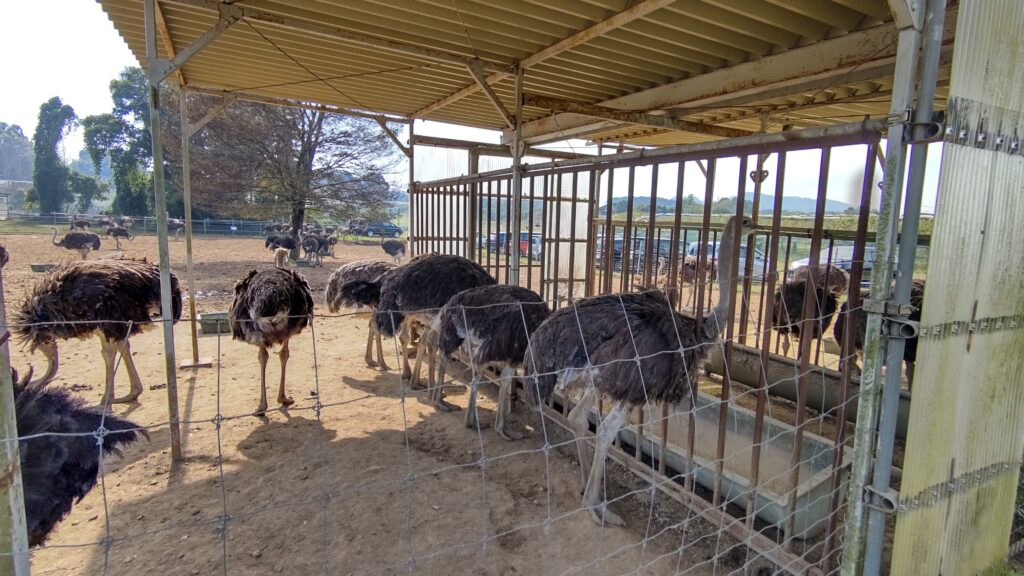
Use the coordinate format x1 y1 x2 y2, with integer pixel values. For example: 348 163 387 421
68 215 91 230
301 234 328 267
434 284 551 439
789 264 849 295
525 215 755 526
381 239 406 264
51 228 100 260
771 279 839 356
229 267 314 415
13 258 182 404
325 260 397 370
105 225 135 249
265 234 298 251
834 279 925 387
166 219 184 241
12 366 144 547
0 245 8 269
653 254 712 307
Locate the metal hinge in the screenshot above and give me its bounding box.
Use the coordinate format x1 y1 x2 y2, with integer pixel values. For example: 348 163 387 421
864 485 900 514
904 110 946 144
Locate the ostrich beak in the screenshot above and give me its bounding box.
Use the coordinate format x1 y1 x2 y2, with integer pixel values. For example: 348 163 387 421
28 341 59 386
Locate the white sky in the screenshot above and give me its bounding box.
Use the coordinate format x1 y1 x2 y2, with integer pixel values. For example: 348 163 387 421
1 0 941 213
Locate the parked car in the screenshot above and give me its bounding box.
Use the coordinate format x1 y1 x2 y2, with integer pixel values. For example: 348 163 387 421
358 222 403 237
519 233 542 261
789 245 896 287
687 241 769 280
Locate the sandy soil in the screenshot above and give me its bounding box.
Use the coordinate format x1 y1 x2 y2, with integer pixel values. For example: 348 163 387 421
0 232 770 576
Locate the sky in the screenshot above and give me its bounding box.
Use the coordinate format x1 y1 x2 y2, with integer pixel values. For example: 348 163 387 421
1 0 941 213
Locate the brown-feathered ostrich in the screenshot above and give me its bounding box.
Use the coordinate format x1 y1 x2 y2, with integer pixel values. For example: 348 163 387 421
434 285 551 439
51 227 101 260
325 260 397 370
381 238 406 264
525 215 755 526
789 264 849 296
274 248 290 268
13 259 183 404
654 254 712 307
834 279 925 389
11 365 144 546
340 255 495 403
105 225 135 250
229 267 314 416
771 265 843 356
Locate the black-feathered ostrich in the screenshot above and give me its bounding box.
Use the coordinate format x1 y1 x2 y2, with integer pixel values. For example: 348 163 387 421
265 233 298 252
229 267 314 415
771 264 847 356
105 225 135 249
51 227 101 260
434 285 550 439
525 215 756 526
68 214 91 230
381 238 406 264
13 259 183 404
340 255 495 402
11 366 144 546
301 233 329 267
325 260 397 370
834 279 925 388
167 218 185 241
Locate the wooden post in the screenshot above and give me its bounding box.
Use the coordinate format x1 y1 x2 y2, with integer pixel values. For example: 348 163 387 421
0 267 30 574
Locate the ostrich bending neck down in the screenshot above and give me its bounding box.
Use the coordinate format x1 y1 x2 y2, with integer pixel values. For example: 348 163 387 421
525 215 755 526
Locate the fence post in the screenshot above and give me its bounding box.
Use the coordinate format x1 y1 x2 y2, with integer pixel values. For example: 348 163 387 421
0 264 30 575
508 67 524 286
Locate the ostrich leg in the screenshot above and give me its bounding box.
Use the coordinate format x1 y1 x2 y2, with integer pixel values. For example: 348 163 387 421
97 337 120 406
463 373 485 429
410 332 428 390
494 366 524 441
255 344 269 415
582 401 629 526
115 339 144 403
277 339 294 407
399 323 414 382
567 386 598 486
364 317 377 367
373 325 390 371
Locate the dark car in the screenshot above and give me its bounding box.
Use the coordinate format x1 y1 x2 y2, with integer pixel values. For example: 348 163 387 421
359 222 403 238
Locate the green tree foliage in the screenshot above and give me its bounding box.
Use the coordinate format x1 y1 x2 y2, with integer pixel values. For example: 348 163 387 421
82 67 154 216
71 149 112 181
0 123 34 180
67 170 109 213
32 97 77 214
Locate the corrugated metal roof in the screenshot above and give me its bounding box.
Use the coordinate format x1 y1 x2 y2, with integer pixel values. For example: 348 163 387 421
98 0 954 145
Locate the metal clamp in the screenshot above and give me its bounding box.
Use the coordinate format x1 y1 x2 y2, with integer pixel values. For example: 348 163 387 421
862 298 915 317
864 485 900 514
884 317 920 339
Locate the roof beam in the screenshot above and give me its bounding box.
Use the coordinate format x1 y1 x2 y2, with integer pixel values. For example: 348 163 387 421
164 0 508 75
374 118 411 157
411 134 592 160
154 1 185 84
410 0 677 118
184 90 235 137
186 86 410 123
152 2 242 83
466 63 515 129
508 5 957 145
522 93 753 139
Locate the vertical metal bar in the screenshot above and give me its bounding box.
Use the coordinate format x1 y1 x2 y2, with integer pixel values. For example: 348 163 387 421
695 158 716 333
529 174 541 291
643 165 659 287
668 163 685 303
0 266 30 575
509 67 524 285
739 154 765 345
658 404 669 475
567 171 578 304
620 166 636 292
864 1 946 572
408 121 416 257
585 169 598 298
602 168 615 294
469 150 480 262
843 16 923 574
486 180 494 275
179 88 200 365
144 0 182 462
552 173 564 306
746 151 787 527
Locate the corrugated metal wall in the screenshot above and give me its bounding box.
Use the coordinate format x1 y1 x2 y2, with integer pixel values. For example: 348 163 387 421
890 1 1024 573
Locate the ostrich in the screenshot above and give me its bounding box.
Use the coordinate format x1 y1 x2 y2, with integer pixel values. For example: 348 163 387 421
324 226 336 236
301 233 328 266
434 285 551 439
325 260 397 370
834 279 925 388
51 227 101 260
274 248 290 268
68 214 91 230
789 264 849 295
341 255 495 400
326 235 338 257
265 233 298 252
167 218 185 241
11 366 144 547
381 238 406 264
118 216 133 229
105 225 134 249
13 258 182 404
771 267 841 356
229 267 314 415
525 215 755 526
653 255 712 307
0 244 8 269
95 216 113 228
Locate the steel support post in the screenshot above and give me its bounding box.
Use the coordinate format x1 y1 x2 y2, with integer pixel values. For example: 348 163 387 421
0 268 29 576
145 0 183 462
840 2 925 573
508 67 524 286
408 120 416 257
467 149 480 258
863 1 947 573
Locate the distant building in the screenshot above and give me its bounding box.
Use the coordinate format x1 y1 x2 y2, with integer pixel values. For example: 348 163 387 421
0 180 32 218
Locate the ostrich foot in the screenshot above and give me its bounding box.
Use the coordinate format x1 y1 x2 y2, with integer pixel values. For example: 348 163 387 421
278 395 294 407
432 395 461 412
589 503 625 527
110 392 141 404
254 402 268 416
496 425 525 441
464 418 489 430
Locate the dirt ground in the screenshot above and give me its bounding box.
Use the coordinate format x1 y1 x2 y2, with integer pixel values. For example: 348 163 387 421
1 232 770 576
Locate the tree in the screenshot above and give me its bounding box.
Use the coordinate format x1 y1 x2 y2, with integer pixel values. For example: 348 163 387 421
67 170 109 213
82 67 154 216
71 149 112 182
0 123 34 180
32 97 77 213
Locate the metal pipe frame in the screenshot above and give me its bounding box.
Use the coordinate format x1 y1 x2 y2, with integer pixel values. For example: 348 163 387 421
508 68 524 285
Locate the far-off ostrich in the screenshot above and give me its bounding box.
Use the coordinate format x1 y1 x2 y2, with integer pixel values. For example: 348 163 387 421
13 258 183 404
381 238 405 264
434 284 550 439
106 225 135 249
771 264 846 356
68 214 91 230
167 218 185 241
525 215 755 526
51 228 101 260
266 233 298 252
11 365 144 546
229 267 314 415
301 234 328 267
652 254 712 307
325 260 396 370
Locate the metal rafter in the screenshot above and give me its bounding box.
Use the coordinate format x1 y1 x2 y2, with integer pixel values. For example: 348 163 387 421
154 1 185 84
152 2 242 83
467 63 514 128
410 0 677 118
186 86 410 123
411 134 591 160
375 118 411 157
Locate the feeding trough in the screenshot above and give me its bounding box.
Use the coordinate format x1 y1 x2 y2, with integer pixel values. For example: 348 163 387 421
30 263 57 273
198 311 231 335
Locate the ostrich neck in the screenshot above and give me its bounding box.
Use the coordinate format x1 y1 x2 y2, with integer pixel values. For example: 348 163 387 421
51 228 61 246
709 222 738 339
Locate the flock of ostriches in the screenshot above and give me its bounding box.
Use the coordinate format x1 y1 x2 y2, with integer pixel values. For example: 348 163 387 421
5 214 927 548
